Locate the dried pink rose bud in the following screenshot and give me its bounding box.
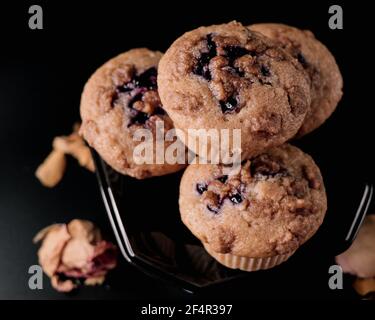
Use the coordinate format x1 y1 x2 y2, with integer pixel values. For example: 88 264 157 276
34 219 117 292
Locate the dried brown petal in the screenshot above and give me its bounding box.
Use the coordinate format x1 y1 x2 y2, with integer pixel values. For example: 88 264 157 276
335 215 375 278
353 277 375 296
36 123 95 188
35 150 66 187
73 146 95 172
53 131 95 172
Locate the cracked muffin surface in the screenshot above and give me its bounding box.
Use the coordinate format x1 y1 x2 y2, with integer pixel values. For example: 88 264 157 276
158 21 311 160
80 48 186 179
179 144 327 258
249 23 343 137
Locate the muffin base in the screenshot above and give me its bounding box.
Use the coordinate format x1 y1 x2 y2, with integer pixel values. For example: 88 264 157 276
204 244 296 272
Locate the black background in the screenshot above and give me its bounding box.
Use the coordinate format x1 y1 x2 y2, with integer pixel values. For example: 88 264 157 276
0 0 373 301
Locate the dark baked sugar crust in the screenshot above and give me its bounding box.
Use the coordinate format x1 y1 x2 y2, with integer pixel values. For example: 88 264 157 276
80 48 186 179
179 144 327 257
249 23 343 137
158 21 311 160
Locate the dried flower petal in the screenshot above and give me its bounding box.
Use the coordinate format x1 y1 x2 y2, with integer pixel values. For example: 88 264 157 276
53 137 94 172
35 123 95 189
67 219 101 243
61 238 95 271
33 224 63 244
35 150 66 187
51 275 77 293
37 224 71 277
53 128 95 172
34 219 117 293
353 277 375 296
336 215 375 278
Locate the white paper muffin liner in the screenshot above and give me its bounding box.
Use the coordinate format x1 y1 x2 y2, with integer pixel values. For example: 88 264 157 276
204 244 296 272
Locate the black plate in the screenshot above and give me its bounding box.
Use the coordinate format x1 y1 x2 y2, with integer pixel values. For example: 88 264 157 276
91 148 373 293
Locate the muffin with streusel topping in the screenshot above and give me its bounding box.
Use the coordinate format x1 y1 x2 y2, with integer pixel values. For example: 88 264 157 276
80 48 186 179
158 21 311 162
179 144 327 271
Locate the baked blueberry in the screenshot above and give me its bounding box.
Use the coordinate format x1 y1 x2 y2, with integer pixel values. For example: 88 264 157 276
229 192 243 204
196 183 208 195
112 67 164 128
217 175 228 183
193 34 217 80
220 96 238 114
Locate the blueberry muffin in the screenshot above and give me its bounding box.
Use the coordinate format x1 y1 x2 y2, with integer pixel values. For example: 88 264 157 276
80 48 186 179
179 144 327 271
158 21 311 162
249 23 343 137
